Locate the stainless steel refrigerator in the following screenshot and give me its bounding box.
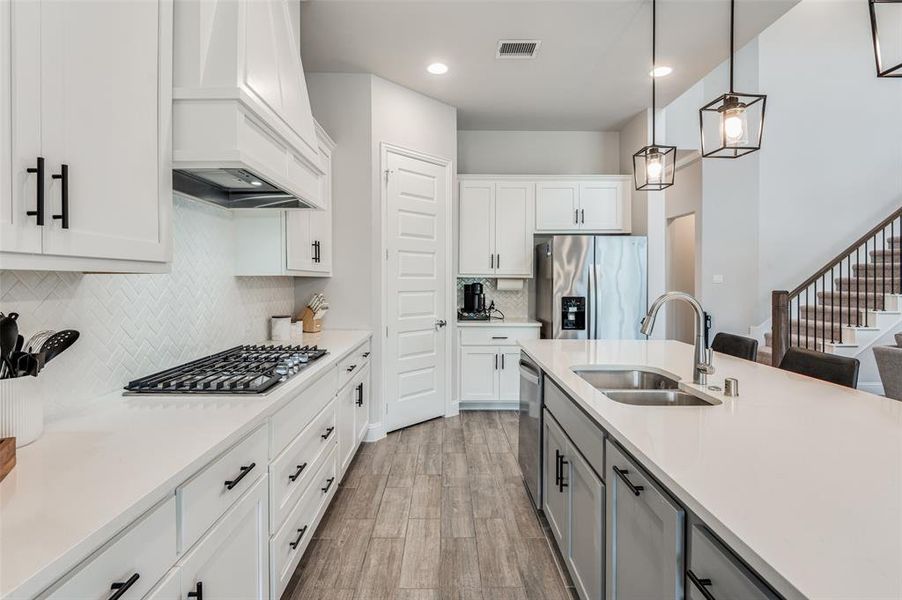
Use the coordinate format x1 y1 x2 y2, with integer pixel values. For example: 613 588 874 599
535 235 648 340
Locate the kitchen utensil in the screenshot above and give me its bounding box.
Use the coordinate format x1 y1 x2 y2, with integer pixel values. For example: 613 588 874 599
0 314 20 379
39 330 79 364
14 335 23 355
25 330 54 353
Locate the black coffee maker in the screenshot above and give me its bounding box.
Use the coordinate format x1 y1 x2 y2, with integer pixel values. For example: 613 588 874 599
463 283 486 314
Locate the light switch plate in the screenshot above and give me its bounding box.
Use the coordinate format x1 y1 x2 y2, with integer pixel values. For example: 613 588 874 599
712 274 724 284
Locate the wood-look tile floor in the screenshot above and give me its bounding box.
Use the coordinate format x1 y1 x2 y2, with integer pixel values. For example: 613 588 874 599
284 411 577 600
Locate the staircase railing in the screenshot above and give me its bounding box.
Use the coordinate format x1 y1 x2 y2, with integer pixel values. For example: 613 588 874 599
771 205 902 366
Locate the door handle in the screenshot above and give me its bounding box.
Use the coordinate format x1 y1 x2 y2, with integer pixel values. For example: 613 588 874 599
435 319 447 329
224 463 256 490
51 164 69 229
187 582 203 600
289 526 309 550
490 254 494 269
496 253 500 269
580 208 585 224
321 426 335 440
356 382 364 406
574 208 579 225
687 571 717 600
109 573 140 600
321 477 335 493
558 456 569 492
554 449 562 487
495 354 499 370
612 466 644 496
501 354 505 369
289 462 308 482
26 156 45 226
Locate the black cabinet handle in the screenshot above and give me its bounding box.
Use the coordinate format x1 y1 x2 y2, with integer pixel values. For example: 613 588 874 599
558 457 569 492
321 477 335 493
109 573 140 600
362 352 370 358
501 354 505 369
187 581 203 600
51 164 69 228
346 364 357 372
554 449 562 487
580 209 585 224
687 570 716 600
491 336 508 340
224 462 256 490
289 525 309 550
321 426 335 440
574 209 579 224
288 462 308 482
496 253 500 268
490 254 494 269
26 156 45 226
355 382 364 407
612 466 644 496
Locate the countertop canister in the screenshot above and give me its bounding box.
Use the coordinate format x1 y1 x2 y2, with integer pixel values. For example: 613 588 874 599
0 376 45 447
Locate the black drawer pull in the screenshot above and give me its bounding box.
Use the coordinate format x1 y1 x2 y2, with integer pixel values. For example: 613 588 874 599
109 573 140 600
491 336 508 340
187 581 203 600
51 163 69 228
554 449 562 487
288 462 308 482
612 466 644 496
289 525 309 550
321 426 335 440
362 351 370 358
26 156 45 226
346 364 357 372
558 457 568 492
321 477 335 493
356 383 364 407
687 570 716 600
224 462 256 490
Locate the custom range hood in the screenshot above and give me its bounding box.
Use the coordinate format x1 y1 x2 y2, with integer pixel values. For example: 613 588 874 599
172 0 325 210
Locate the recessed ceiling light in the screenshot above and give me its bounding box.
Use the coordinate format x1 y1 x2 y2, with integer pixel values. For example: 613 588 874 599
427 62 448 75
650 65 673 77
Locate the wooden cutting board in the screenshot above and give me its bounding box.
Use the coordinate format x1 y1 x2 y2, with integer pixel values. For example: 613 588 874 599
0 437 15 483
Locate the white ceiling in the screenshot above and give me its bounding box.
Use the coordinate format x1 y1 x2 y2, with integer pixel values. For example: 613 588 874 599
298 0 798 131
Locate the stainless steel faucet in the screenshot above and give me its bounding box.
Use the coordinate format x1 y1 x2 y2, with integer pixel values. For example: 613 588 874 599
640 291 715 385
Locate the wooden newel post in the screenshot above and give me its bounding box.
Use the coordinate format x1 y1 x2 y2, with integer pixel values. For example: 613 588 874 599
771 290 790 367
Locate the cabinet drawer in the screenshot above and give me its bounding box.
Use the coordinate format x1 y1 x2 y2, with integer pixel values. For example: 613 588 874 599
458 326 540 346
178 426 267 552
44 497 176 600
271 367 337 456
544 379 605 477
338 343 369 390
271 446 337 599
270 398 337 531
688 526 778 600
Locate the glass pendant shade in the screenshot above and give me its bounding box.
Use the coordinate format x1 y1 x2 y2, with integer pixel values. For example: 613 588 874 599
699 92 766 158
870 0 902 77
633 144 676 191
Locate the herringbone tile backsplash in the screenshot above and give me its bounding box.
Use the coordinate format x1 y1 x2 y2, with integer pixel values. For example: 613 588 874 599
0 196 295 418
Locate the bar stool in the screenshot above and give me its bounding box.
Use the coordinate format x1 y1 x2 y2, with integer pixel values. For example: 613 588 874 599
778 347 860 388
711 332 759 362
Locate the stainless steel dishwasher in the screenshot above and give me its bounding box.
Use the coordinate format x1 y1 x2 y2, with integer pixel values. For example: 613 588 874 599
517 352 543 509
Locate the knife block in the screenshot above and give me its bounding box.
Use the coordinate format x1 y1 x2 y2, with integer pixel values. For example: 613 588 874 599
300 307 323 333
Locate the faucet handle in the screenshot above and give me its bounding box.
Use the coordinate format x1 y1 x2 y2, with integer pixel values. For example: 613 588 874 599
697 348 716 375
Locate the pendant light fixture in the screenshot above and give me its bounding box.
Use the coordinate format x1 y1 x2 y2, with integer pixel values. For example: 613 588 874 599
870 0 902 77
699 0 767 158
633 0 676 191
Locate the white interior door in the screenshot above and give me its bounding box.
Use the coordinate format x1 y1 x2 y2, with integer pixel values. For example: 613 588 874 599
384 149 449 432
40 0 168 262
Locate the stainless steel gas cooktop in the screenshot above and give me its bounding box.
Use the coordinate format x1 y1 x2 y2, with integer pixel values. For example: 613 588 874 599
123 344 328 395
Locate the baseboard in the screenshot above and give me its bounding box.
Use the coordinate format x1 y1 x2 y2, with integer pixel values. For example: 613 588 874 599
364 421 386 443
445 401 460 418
459 401 519 411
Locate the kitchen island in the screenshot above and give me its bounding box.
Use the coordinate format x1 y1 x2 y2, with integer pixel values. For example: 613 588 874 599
521 338 902 600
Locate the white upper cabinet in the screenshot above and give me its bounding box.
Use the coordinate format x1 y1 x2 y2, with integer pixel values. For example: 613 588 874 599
458 179 534 278
173 0 324 209
0 0 173 271
536 176 631 233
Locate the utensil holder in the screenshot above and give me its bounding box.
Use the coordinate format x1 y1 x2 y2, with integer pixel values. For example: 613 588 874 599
0 376 44 447
300 307 323 333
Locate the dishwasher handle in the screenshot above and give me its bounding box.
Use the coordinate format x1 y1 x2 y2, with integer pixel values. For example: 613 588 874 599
518 360 540 385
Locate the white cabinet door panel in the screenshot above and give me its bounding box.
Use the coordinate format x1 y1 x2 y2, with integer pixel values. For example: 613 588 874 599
286 210 312 271
494 182 534 276
458 181 495 275
179 476 269 600
536 182 579 231
579 181 622 231
355 366 370 444
543 412 569 550
568 449 604 600
0 0 42 254
337 377 356 473
459 346 499 403
497 348 522 403
40 0 169 262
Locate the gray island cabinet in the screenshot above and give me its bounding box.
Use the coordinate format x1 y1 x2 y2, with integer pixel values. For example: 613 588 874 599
539 378 781 600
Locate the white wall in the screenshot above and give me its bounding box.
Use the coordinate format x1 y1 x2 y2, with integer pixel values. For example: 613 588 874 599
618 110 650 236
298 73 457 438
457 130 620 174
756 0 902 321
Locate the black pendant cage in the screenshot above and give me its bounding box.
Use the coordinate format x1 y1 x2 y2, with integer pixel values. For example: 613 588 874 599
699 92 766 159
633 144 676 191
870 0 902 77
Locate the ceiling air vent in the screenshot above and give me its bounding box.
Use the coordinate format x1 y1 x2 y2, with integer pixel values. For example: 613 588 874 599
496 40 541 59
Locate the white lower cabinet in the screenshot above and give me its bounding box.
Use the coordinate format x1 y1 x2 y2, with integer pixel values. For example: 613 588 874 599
543 412 569 549
338 363 371 473
688 525 779 600
179 476 270 600
457 326 540 406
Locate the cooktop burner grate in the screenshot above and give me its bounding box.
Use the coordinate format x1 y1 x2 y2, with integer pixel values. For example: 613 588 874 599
124 344 328 395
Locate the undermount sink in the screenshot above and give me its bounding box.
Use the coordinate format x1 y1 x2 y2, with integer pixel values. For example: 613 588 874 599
603 390 717 406
573 368 718 406
574 369 680 391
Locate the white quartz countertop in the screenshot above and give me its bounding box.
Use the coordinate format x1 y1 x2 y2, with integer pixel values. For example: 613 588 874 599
456 318 540 327
0 329 372 599
520 338 902 600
